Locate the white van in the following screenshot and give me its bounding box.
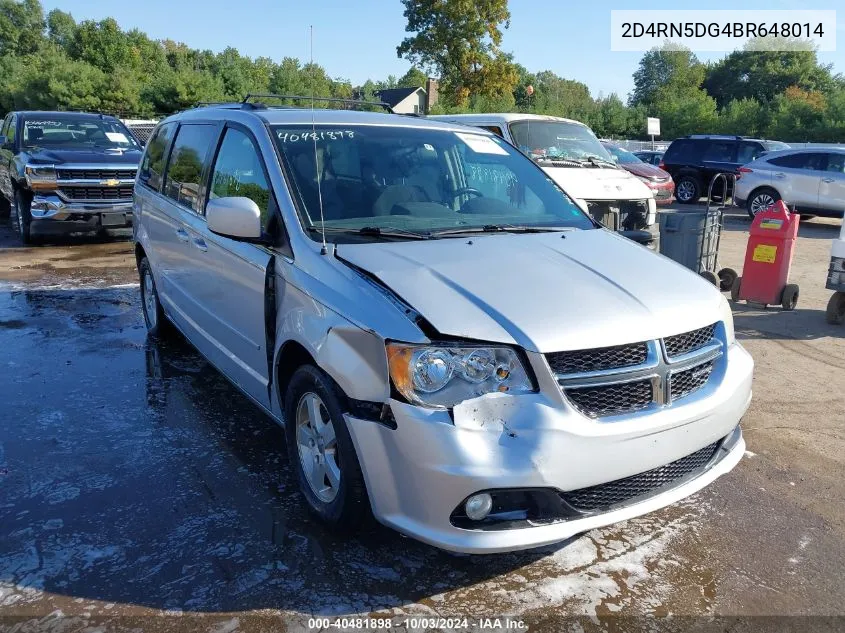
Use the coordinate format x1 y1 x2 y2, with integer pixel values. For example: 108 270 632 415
429 113 658 238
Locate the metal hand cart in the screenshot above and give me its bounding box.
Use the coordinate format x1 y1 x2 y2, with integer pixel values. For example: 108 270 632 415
700 172 738 291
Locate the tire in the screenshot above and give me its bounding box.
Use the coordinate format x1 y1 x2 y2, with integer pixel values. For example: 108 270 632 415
730 276 742 303
699 270 719 287
781 284 799 311
718 267 738 292
0 194 10 219
826 292 845 325
746 188 780 220
675 176 700 204
284 364 369 532
139 257 171 337
14 190 34 244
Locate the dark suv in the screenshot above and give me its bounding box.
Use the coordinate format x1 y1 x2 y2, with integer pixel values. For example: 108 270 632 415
0 111 142 243
661 135 790 204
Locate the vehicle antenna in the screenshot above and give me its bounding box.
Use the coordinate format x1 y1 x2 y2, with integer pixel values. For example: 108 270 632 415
309 25 328 255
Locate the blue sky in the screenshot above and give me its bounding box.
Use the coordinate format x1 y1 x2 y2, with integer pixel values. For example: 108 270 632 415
40 0 844 101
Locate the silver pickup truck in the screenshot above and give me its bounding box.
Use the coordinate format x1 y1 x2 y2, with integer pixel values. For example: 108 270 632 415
0 111 142 243
133 101 753 554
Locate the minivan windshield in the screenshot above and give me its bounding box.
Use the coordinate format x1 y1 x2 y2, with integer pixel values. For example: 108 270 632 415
272 124 593 242
509 120 615 164
21 115 139 150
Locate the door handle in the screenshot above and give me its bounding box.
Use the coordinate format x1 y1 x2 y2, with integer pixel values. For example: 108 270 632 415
822 177 835 183
192 237 208 252
175 228 190 242
774 173 786 179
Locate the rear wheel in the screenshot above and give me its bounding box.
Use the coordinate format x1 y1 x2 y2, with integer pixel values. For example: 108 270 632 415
139 257 171 337
284 364 369 532
781 284 799 311
826 292 845 325
675 176 700 204
747 188 780 219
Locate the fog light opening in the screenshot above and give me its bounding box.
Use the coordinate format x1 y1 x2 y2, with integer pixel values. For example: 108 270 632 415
465 493 493 521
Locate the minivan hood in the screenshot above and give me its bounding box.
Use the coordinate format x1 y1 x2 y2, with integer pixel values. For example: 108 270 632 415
336 230 723 353
25 147 142 166
540 165 654 201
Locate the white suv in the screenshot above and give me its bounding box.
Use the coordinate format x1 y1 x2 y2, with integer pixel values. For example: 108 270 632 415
736 147 845 219
133 100 753 553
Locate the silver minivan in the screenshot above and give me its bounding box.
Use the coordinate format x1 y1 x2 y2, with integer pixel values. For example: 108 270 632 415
134 102 753 553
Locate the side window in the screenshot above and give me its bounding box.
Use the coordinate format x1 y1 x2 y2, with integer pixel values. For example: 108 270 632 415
702 141 736 162
139 122 176 192
6 114 16 144
209 128 272 224
664 140 696 163
164 124 219 213
480 126 504 138
769 153 825 171
0 115 9 138
826 153 845 174
737 142 765 164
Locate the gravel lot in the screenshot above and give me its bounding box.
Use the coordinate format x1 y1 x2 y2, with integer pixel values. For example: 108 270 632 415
1 207 844 632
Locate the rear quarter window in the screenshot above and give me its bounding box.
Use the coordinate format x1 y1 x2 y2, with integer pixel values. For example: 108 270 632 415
139 122 177 192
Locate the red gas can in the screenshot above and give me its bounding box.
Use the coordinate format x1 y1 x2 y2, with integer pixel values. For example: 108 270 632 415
733 200 800 310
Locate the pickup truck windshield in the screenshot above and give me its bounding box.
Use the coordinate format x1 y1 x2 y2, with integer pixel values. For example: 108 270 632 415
272 124 593 241
21 116 139 150
509 120 614 164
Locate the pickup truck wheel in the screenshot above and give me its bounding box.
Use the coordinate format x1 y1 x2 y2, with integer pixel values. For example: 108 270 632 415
139 257 170 337
15 191 34 245
285 364 369 532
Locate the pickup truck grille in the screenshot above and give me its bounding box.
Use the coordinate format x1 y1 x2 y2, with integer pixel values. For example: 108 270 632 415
560 439 720 512
549 323 721 419
60 186 134 201
57 168 137 180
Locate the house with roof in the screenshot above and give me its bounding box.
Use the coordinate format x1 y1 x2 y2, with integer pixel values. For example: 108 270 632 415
376 79 439 115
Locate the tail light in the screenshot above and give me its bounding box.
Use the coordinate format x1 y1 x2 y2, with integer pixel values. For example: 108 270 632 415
737 166 753 181
658 161 665 169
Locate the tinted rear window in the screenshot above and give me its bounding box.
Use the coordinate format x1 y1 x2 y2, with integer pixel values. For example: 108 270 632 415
767 152 826 170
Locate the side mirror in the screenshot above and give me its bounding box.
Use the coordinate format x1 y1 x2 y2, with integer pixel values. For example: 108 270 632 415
207 196 262 240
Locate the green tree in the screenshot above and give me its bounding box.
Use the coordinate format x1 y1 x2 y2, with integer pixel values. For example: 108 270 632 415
397 0 517 106
0 0 45 56
46 8 74 51
718 98 765 136
592 94 629 138
398 66 427 87
630 46 705 108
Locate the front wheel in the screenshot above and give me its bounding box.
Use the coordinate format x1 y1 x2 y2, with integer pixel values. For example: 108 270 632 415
284 365 369 532
675 176 700 204
14 190 33 244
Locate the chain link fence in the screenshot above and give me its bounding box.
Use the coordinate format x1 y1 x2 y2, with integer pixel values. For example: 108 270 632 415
121 119 159 145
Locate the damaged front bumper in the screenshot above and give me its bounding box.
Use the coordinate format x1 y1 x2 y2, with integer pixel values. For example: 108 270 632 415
346 343 752 554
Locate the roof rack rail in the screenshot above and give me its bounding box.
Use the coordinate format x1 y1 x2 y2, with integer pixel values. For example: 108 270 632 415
685 134 745 140
242 94 395 113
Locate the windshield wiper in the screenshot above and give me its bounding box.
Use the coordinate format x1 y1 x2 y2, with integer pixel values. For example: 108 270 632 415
431 224 578 237
581 155 618 168
308 226 430 240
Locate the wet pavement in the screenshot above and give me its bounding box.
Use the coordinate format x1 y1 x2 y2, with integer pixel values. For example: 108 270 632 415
1 214 845 632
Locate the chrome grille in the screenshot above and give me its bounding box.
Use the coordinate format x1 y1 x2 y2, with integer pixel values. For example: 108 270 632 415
57 168 137 180
664 323 716 358
560 440 720 512
60 186 133 201
669 361 714 402
546 343 648 375
566 379 653 418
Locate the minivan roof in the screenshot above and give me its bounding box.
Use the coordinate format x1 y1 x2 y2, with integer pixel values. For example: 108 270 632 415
428 113 585 126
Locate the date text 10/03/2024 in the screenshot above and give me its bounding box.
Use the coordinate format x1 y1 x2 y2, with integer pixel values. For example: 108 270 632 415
307 617 529 630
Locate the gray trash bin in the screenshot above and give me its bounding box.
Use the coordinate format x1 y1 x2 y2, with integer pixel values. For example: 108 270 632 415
658 209 720 274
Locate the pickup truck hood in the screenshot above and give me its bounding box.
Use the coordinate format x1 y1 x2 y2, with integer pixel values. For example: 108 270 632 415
336 230 724 353
542 165 654 202
26 147 142 166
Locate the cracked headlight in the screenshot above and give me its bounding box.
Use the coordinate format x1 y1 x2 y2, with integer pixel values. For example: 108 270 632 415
386 343 535 409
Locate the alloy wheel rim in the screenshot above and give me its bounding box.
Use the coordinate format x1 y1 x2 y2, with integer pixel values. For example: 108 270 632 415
751 194 775 215
295 392 340 503
677 180 694 201
142 270 157 329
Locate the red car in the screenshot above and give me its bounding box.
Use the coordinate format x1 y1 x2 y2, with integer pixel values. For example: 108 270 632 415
602 143 675 205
